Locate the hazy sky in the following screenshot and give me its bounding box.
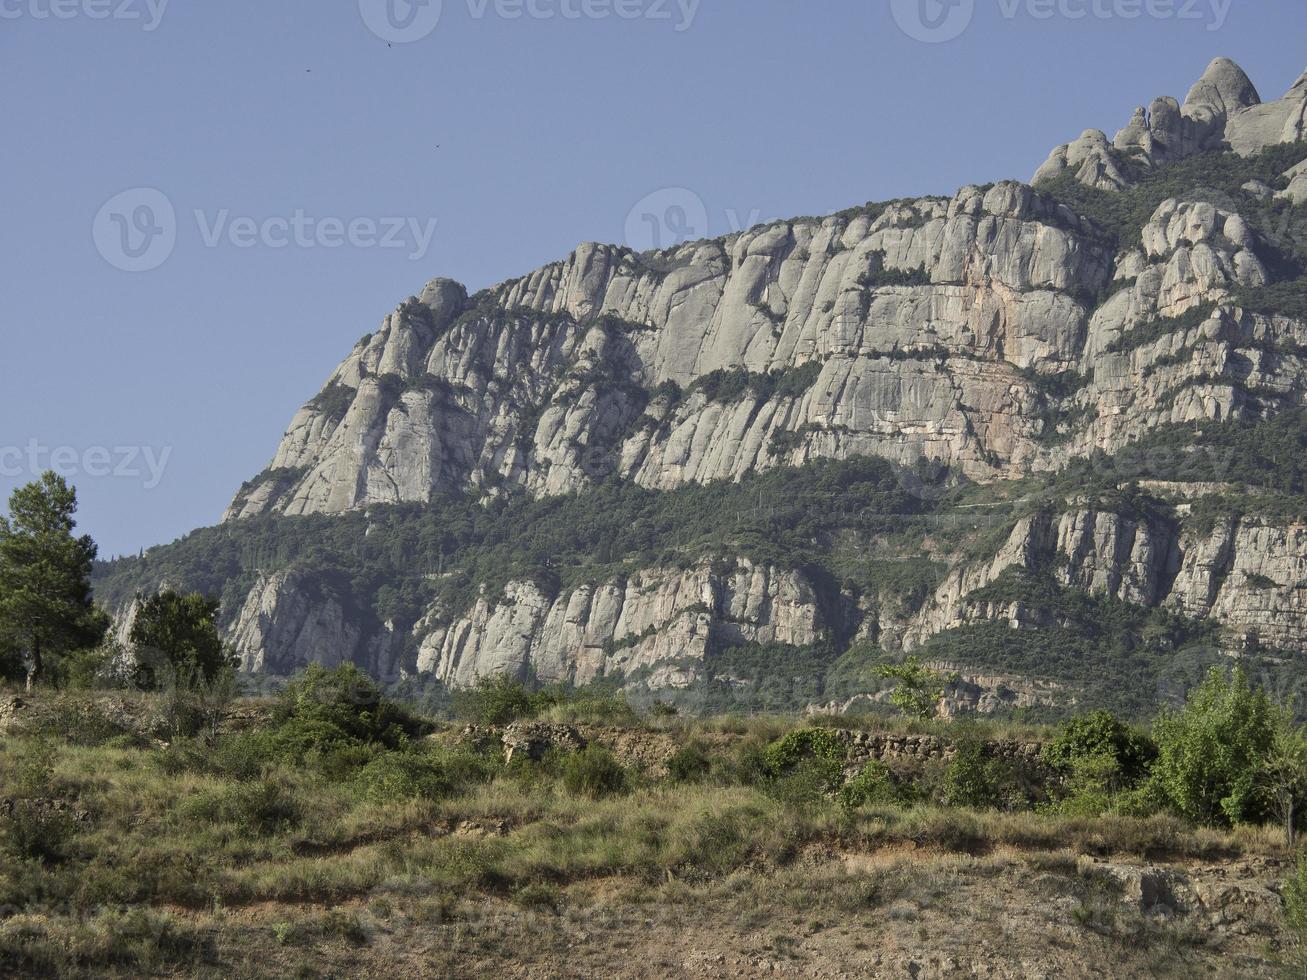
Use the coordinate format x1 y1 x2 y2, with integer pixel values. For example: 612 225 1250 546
2 0 1305 557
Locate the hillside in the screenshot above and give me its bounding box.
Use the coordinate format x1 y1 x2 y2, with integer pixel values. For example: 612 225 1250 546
94 57 1307 719
0 682 1299 978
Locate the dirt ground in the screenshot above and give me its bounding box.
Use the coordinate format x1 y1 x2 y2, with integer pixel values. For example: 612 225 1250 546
184 847 1293 979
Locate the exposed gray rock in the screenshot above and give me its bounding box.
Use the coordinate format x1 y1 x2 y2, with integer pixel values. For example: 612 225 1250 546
230 570 401 677
1038 58 1307 188
1033 129 1131 191
907 509 1307 654
414 558 820 690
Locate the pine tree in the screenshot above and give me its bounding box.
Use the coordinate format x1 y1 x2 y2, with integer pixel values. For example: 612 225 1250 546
0 472 108 689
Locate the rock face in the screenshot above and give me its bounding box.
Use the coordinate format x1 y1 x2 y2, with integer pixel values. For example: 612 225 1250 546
226 185 1305 525
414 558 822 690
907 510 1307 654
230 570 402 677
1036 58 1307 187
227 182 1120 519
230 58 1307 527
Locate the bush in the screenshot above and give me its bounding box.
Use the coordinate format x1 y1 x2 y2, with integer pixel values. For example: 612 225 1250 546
539 690 639 727
9 740 56 798
453 674 542 725
838 761 902 810
275 664 427 749
28 695 137 747
185 778 302 835
759 728 847 804
763 729 845 775
148 665 238 742
195 665 434 782
874 656 950 720
666 745 712 783
561 747 628 799
356 751 452 804
0 801 77 862
53 645 115 690
1150 667 1277 826
768 756 844 807
1044 710 1156 787
940 738 1023 811
1044 753 1120 818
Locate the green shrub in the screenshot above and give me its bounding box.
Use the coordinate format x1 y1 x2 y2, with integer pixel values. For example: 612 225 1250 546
873 657 950 720
763 729 845 775
513 883 562 911
560 747 628 799
838 761 901 811
768 756 844 807
1044 752 1119 817
940 738 1023 811
540 690 639 727
28 695 137 747
1150 667 1277 826
53 645 115 690
9 740 57 798
150 739 212 777
0 801 77 862
759 729 848 804
1044 710 1155 786
275 663 426 749
452 674 541 725
185 778 302 835
667 745 712 783
714 742 772 787
356 751 452 804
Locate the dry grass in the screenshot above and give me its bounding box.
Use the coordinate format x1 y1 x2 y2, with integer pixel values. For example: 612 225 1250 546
0 694 1297 977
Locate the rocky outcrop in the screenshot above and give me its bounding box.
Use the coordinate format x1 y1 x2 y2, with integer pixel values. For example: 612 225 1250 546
1033 129 1134 191
1037 58 1307 187
414 558 822 689
907 509 1307 653
96 58 1307 699
230 570 401 677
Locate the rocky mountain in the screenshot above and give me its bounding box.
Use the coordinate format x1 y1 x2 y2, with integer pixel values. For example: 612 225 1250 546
95 58 1307 719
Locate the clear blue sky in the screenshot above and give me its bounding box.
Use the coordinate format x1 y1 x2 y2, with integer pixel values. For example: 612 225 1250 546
2 1 1304 558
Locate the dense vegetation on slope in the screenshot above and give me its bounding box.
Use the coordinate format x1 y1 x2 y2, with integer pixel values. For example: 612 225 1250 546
96 456 951 634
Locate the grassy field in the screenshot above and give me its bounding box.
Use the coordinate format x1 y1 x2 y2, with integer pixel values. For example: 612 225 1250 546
0 681 1301 978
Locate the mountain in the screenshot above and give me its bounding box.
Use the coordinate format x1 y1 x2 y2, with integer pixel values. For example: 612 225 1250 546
94 58 1307 719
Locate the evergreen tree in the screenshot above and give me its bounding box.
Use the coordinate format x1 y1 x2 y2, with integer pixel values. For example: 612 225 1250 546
0 472 108 689
129 590 236 689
